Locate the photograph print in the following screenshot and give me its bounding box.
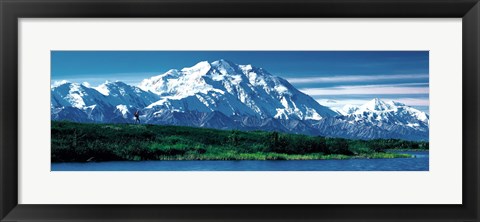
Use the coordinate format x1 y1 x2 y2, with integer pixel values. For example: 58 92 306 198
51 51 429 171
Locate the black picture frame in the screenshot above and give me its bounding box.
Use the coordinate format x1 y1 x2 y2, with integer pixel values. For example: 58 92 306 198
1 0 479 221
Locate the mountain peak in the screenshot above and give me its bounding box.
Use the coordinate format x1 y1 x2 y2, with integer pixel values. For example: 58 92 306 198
93 81 131 96
211 59 239 75
181 61 211 74
369 98 384 105
388 100 406 107
102 80 128 87
360 98 392 111
212 58 235 65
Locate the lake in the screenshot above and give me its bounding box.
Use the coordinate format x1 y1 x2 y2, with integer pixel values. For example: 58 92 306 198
51 151 428 171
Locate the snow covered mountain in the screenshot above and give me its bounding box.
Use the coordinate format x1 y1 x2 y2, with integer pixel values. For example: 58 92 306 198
51 81 159 122
138 59 336 120
51 60 429 141
349 98 428 127
313 98 429 141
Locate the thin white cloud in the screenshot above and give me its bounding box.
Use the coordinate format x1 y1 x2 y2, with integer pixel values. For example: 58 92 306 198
286 74 428 84
317 98 429 108
333 82 427 88
301 83 429 95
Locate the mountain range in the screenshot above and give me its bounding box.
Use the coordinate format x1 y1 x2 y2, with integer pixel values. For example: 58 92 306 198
51 59 429 141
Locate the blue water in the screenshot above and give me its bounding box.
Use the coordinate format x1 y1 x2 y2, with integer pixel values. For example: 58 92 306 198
51 151 428 171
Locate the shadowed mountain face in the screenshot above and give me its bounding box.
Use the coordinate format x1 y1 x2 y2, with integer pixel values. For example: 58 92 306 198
51 60 429 141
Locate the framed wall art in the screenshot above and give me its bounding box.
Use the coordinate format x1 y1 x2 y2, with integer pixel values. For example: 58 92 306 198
1 0 479 221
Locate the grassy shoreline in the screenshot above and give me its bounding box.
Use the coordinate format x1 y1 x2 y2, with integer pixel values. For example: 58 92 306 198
51 121 426 162
385 148 429 152
92 152 413 161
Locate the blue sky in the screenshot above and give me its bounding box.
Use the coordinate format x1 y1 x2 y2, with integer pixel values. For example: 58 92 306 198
51 51 429 113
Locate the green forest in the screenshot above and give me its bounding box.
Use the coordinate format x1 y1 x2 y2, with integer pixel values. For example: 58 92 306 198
51 121 429 162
